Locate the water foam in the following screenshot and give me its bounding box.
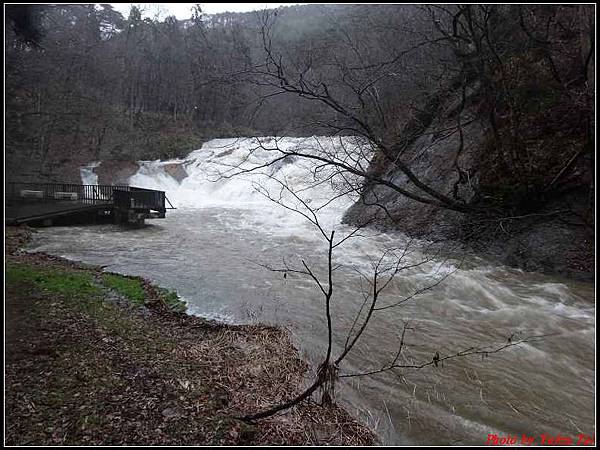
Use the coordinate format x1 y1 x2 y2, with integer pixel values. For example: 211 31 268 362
129 136 372 233
80 161 101 185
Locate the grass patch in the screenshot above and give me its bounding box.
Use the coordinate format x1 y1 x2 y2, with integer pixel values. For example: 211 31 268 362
157 287 187 313
100 273 186 313
101 273 145 305
6 262 100 299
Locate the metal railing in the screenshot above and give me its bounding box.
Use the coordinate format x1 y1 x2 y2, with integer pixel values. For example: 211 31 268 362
113 187 166 211
6 182 166 212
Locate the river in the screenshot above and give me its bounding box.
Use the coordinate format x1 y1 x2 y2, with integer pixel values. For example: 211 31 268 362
29 137 595 445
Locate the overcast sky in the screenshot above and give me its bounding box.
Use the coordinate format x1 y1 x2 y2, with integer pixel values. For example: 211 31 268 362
111 3 303 20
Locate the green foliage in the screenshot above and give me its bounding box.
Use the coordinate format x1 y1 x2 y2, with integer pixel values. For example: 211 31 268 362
6 262 100 298
157 287 187 313
101 273 146 305
99 272 186 312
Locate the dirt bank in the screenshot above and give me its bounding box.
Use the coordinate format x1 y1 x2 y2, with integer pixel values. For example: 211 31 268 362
4 226 374 446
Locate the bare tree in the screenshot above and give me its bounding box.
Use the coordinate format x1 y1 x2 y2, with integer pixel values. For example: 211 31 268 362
228 5 593 232
232 9 478 214
227 159 548 421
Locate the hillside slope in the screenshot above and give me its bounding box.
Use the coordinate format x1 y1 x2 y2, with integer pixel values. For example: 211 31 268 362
344 34 594 279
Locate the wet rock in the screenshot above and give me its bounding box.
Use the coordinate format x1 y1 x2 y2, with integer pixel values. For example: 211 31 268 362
162 163 188 182
95 160 140 185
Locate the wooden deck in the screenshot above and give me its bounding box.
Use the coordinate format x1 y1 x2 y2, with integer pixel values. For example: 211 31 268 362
6 201 111 225
6 182 167 226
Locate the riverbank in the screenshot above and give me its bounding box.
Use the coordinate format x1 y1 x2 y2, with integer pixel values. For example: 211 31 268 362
4 226 374 446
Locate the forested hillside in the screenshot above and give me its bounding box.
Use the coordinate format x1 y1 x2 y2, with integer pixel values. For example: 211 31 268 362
5 4 443 181
337 5 595 277
5 4 595 276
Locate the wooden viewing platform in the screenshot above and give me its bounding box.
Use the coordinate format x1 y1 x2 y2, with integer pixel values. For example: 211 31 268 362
5 182 169 226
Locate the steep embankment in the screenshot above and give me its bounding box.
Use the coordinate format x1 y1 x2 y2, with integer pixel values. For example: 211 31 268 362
343 78 594 280
344 5 595 281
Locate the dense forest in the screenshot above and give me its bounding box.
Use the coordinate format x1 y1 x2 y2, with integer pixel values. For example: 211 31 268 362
5 4 444 177
5 3 595 275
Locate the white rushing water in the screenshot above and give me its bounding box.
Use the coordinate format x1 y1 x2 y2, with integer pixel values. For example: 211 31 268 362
28 136 595 445
129 136 372 233
79 161 101 185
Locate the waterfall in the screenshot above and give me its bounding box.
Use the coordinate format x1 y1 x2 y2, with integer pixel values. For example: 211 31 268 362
80 161 101 185
128 136 372 230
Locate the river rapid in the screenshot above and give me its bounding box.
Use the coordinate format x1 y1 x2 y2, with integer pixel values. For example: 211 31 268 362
29 137 595 445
